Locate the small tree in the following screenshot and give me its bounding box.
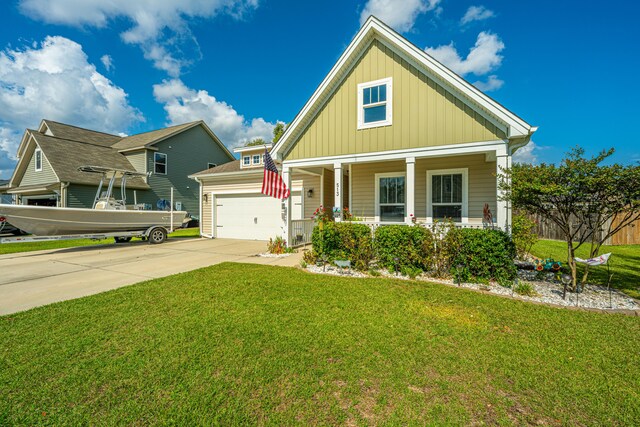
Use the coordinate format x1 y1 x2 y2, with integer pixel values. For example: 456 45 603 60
500 147 640 289
272 122 285 143
245 138 266 147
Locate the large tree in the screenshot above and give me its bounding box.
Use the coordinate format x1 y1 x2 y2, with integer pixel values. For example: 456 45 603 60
500 147 640 289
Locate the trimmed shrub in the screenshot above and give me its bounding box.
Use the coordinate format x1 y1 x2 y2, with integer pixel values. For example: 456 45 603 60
374 225 435 272
451 228 517 281
430 220 465 278
311 222 373 270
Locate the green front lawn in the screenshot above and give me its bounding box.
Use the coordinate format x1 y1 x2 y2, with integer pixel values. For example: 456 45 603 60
531 239 640 299
2 264 638 425
0 227 200 256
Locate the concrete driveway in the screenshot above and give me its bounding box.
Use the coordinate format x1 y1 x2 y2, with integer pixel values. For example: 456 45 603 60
0 238 301 315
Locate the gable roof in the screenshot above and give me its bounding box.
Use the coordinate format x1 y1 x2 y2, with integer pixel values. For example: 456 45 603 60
112 120 235 160
8 119 235 188
40 120 121 147
271 16 537 160
30 133 149 188
112 122 196 151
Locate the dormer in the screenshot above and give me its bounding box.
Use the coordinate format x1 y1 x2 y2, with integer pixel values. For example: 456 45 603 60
234 143 272 169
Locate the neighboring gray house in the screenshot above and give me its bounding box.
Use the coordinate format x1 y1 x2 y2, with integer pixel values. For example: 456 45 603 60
0 180 11 204
4 120 235 218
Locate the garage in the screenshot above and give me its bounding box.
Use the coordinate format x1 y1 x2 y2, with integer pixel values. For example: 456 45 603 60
214 192 302 241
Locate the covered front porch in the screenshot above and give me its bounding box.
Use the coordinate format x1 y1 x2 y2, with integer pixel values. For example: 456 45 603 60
282 142 512 245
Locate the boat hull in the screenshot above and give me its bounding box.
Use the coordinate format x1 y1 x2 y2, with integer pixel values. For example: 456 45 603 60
0 204 189 236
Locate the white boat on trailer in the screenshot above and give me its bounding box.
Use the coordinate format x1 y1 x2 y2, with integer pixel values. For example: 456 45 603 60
0 166 189 244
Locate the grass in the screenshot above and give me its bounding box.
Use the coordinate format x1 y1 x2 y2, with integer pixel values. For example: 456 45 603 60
1 263 639 425
0 227 200 256
531 239 640 299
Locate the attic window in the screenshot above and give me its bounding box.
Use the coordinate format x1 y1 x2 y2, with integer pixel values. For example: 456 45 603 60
243 156 251 166
252 154 261 165
35 148 42 172
357 77 392 130
154 153 167 175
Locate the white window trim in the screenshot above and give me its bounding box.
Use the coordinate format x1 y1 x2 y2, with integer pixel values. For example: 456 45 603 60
426 168 468 223
357 77 393 130
242 156 251 167
34 148 42 172
252 154 261 165
374 171 406 223
154 152 167 175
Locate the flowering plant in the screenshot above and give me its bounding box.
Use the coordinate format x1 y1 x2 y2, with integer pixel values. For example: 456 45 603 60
342 207 354 221
409 213 417 224
312 205 332 224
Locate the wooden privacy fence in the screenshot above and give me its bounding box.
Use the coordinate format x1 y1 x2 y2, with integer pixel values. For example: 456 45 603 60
527 213 640 246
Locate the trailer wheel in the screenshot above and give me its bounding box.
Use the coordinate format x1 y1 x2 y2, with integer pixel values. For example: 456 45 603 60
114 236 132 243
149 227 167 244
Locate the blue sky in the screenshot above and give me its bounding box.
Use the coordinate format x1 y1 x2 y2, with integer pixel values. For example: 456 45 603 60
1 0 639 178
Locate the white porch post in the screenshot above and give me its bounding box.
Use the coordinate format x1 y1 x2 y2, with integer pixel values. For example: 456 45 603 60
406 157 415 224
496 147 510 231
334 162 343 222
282 165 292 242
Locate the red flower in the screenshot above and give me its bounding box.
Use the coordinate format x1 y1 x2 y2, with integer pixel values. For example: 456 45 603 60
536 264 544 271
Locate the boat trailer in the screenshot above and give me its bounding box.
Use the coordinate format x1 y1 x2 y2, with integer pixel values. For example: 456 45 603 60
0 225 171 245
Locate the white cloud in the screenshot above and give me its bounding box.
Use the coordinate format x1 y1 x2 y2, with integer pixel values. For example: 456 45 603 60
0 36 143 178
460 5 495 25
18 0 259 76
153 79 276 149
360 0 441 33
100 54 113 71
513 141 539 164
425 31 504 76
473 75 504 92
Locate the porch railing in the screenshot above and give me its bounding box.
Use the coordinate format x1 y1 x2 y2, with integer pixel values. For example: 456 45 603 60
289 219 315 247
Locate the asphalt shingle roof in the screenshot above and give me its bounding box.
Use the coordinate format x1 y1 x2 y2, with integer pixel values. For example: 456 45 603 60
112 122 199 151
42 120 121 147
32 133 150 189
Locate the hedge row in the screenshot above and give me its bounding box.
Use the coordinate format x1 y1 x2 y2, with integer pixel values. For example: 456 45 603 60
310 222 516 281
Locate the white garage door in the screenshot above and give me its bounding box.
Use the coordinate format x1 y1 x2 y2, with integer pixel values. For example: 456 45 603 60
215 192 302 241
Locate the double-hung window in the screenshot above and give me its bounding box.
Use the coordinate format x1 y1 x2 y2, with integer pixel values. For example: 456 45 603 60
154 153 167 175
34 148 42 172
427 169 468 223
376 173 405 222
357 77 392 129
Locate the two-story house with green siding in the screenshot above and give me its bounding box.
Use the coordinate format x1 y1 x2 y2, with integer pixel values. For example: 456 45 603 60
5 119 234 220
192 16 537 244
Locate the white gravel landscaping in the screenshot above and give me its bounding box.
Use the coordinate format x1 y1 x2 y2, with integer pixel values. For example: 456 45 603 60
304 263 639 311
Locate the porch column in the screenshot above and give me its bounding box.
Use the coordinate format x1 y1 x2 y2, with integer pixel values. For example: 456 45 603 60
334 162 343 222
406 157 415 224
282 165 292 242
496 148 510 231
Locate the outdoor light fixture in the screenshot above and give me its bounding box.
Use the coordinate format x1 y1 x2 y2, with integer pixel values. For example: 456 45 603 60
203 194 209 203
455 264 464 286
561 274 572 300
307 188 314 198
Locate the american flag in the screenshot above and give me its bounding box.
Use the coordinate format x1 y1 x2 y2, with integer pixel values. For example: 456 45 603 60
261 148 290 199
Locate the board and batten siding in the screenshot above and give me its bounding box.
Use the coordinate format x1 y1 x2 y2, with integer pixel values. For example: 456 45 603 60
145 125 233 217
350 154 496 222
284 39 506 161
20 147 57 186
